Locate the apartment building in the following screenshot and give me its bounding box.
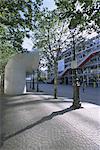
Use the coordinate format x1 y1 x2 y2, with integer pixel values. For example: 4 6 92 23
60 34 100 87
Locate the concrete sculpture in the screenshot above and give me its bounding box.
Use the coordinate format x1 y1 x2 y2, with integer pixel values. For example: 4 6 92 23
4 51 39 95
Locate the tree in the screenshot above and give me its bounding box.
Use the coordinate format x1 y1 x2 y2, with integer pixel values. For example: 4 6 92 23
54 0 100 108
33 9 68 98
55 0 100 29
0 0 43 51
0 25 18 94
0 0 42 93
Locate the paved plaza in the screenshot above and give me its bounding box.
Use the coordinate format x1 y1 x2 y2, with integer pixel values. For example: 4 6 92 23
0 86 100 150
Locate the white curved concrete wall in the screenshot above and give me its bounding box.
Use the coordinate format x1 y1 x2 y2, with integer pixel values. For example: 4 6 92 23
4 51 39 95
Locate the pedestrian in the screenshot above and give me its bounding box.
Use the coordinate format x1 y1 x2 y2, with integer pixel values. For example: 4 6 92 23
82 79 86 92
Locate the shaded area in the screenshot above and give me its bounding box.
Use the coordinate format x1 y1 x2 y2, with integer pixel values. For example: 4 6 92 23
0 98 2 147
0 96 5 147
5 99 73 107
3 107 74 141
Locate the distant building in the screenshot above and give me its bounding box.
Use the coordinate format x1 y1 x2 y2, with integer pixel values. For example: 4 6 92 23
60 34 100 87
39 70 48 80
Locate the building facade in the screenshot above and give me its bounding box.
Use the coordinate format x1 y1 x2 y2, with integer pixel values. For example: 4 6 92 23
59 34 100 87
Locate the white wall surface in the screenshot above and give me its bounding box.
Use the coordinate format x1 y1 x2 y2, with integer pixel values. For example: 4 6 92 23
4 51 39 95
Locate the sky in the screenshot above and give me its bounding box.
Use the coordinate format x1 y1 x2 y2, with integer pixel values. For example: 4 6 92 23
22 0 56 51
22 0 97 51
43 0 56 10
22 37 33 51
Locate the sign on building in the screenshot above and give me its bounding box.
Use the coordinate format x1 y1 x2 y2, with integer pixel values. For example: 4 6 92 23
58 59 64 72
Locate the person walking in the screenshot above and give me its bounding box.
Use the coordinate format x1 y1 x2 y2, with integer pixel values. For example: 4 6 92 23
82 79 86 92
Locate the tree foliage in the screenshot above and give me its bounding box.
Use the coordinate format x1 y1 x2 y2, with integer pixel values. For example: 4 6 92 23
0 25 17 75
0 0 42 75
33 9 69 62
0 0 42 51
0 0 43 93
0 0 42 29
33 8 70 98
55 0 100 31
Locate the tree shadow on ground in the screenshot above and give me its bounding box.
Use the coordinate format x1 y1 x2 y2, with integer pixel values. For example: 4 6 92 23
5 98 73 107
3 107 74 141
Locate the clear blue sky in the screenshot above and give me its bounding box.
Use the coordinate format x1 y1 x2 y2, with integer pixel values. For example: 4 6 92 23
43 0 56 10
22 0 56 51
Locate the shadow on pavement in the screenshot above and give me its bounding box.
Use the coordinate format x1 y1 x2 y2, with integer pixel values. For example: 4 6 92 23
5 98 73 107
3 107 73 141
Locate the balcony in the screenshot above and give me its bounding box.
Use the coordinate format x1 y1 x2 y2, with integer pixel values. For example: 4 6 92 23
61 37 100 76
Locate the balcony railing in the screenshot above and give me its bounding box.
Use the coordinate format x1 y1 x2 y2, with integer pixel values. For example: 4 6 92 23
61 44 100 76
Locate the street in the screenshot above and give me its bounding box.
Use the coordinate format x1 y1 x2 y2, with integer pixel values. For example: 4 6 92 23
38 83 100 106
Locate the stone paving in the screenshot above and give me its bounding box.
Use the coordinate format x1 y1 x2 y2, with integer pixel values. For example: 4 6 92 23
0 92 100 150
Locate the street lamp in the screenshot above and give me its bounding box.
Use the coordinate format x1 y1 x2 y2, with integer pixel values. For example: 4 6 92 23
70 29 81 109
32 71 35 90
36 69 39 92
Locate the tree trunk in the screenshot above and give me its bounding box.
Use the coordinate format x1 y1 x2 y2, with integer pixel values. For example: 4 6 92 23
36 69 39 92
71 33 81 109
0 73 4 95
54 61 58 99
32 76 35 90
72 69 81 109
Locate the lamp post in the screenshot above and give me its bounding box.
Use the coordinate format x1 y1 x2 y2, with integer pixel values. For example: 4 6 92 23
32 71 35 90
71 30 81 109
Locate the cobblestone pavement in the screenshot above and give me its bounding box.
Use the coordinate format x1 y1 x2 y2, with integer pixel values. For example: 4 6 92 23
1 93 100 150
